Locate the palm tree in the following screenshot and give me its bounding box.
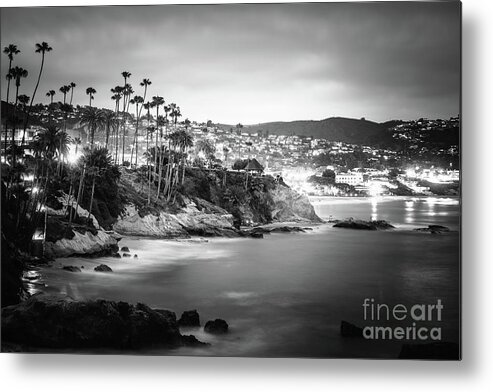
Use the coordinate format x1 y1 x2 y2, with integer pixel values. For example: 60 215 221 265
59 85 70 104
74 137 82 155
121 83 134 165
9 66 28 162
110 86 123 162
177 129 194 185
69 82 77 105
79 106 105 149
101 110 117 149
129 95 144 167
222 146 230 186
196 139 216 168
86 87 96 107
3 44 20 104
151 95 165 179
46 89 55 104
27 42 52 113
236 123 243 159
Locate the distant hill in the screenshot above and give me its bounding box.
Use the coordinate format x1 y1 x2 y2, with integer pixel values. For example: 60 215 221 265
221 117 395 146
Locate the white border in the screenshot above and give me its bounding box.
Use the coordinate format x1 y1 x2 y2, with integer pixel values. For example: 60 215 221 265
1 0 492 390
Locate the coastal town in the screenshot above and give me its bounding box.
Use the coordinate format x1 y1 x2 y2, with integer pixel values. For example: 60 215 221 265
2 100 460 199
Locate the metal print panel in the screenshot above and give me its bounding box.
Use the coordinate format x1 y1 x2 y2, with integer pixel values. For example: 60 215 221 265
0 1 461 359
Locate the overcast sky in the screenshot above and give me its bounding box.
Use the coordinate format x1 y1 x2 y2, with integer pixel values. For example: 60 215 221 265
0 2 460 124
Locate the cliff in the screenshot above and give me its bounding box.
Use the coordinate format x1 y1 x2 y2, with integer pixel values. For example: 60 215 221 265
43 193 119 259
114 169 321 237
42 169 321 256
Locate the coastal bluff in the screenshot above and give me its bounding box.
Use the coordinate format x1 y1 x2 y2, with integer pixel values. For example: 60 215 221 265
114 177 321 238
42 170 321 257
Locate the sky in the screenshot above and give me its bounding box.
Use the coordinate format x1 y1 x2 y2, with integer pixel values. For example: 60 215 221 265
0 2 461 124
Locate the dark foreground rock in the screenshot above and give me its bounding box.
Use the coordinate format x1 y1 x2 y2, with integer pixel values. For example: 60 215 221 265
204 319 229 334
178 310 201 327
340 320 363 338
333 219 394 230
94 264 112 272
62 266 82 273
1 294 206 350
398 342 460 360
414 225 451 234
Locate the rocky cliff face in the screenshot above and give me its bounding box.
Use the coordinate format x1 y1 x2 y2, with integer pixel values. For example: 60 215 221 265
114 198 236 238
114 179 321 237
44 229 119 259
268 183 322 223
43 193 119 259
1 294 205 350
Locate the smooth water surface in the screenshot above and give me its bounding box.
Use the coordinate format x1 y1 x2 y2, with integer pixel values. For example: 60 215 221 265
37 196 460 358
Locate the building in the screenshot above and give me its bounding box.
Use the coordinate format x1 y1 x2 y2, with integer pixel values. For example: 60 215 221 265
335 172 364 186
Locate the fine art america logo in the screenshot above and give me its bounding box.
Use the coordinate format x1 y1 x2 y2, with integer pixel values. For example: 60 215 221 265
362 298 444 341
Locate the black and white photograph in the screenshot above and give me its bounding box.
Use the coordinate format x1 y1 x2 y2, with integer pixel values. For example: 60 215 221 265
1 1 461 360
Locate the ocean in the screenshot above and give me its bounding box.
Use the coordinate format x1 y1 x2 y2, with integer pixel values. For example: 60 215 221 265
35 196 460 358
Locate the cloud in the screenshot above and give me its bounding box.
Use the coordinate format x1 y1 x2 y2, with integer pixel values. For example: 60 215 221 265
0 2 460 123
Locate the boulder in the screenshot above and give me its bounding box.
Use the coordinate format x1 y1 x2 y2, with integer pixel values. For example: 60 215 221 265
249 232 264 239
113 253 122 259
122 253 131 258
94 264 112 272
178 310 201 327
333 219 394 230
1 294 206 350
414 225 451 234
133 254 138 258
120 246 130 252
340 320 363 338
62 266 81 273
204 319 229 334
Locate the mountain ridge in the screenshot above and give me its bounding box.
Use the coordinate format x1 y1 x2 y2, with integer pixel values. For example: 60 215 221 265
217 116 395 146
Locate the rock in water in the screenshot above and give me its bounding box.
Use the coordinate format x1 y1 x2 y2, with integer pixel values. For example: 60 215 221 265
120 246 130 252
62 266 81 273
178 310 201 327
414 225 451 234
204 319 229 334
333 219 394 230
1 294 205 350
122 253 131 258
94 264 112 272
113 253 122 259
340 320 363 338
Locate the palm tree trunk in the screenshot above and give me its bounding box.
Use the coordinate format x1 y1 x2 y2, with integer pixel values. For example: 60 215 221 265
88 176 96 226
22 53 45 145
74 164 86 222
4 58 13 154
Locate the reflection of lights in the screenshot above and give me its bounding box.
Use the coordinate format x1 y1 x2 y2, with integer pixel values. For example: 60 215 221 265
32 186 39 194
371 198 378 221
22 173 34 182
368 183 383 197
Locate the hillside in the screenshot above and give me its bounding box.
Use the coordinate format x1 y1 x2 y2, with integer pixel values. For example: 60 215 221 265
228 117 394 146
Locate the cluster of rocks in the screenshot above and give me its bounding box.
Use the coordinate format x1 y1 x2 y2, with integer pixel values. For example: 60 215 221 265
176 309 229 335
0 294 207 350
333 219 395 230
414 225 451 234
240 225 313 239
